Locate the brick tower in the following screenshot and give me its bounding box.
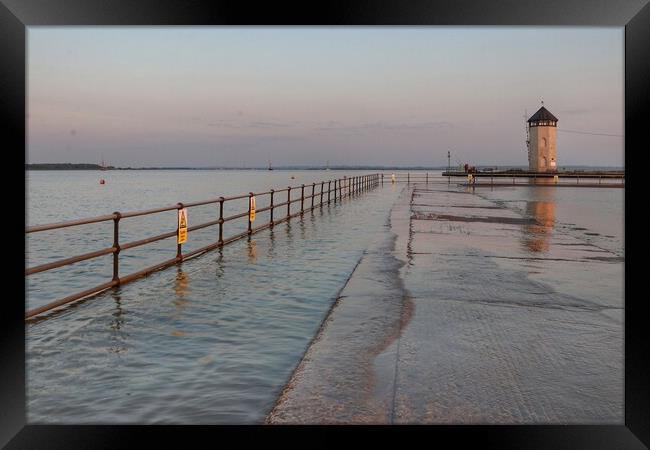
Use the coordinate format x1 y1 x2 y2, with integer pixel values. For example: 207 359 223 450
527 104 558 172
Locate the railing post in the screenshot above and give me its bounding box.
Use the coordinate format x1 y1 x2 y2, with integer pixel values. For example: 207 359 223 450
248 192 253 235
320 182 324 205
176 202 184 260
328 180 331 204
112 211 121 283
408 173 410 184
300 184 305 214
269 190 274 227
287 186 291 218
333 180 337 203
381 173 384 186
311 183 315 210
218 197 225 243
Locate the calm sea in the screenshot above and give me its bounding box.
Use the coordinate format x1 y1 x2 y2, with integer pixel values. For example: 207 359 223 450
25 169 624 423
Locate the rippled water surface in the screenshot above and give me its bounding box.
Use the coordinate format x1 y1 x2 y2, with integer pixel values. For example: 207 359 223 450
477 184 624 255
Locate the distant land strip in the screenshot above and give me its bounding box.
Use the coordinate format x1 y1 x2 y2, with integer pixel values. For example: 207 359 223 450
26 163 624 171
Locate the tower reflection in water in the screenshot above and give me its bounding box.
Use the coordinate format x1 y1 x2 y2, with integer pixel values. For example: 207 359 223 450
521 188 556 253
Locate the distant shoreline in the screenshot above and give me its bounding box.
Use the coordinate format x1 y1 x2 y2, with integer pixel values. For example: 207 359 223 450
26 163 625 172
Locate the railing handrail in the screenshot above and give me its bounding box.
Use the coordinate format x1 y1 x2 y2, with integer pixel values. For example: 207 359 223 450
26 173 381 321
440 171 625 178
26 213 119 233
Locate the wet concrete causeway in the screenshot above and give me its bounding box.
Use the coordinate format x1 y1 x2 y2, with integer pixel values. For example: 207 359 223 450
267 183 623 424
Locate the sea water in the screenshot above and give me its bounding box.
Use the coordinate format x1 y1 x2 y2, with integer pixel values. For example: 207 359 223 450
25 170 624 423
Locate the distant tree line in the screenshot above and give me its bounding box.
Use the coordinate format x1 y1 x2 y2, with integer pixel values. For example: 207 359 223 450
26 163 115 170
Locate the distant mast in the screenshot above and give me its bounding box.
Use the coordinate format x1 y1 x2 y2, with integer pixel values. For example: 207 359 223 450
268 160 273 170
100 155 107 171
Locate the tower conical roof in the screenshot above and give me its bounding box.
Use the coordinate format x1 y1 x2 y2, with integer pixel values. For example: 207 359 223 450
527 106 558 123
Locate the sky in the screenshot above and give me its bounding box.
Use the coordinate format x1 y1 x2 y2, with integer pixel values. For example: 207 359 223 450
27 27 624 168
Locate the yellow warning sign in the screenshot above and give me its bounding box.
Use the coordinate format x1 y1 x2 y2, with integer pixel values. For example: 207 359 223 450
249 196 256 222
178 208 188 244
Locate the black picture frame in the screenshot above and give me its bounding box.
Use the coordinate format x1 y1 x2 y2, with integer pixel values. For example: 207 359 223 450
2 0 648 447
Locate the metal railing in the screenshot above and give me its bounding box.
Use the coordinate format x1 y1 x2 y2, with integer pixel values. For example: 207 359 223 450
26 173 380 320
444 171 625 187
378 172 624 187
379 173 449 185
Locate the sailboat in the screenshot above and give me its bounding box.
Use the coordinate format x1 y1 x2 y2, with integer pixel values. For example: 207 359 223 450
268 160 273 171
100 155 107 171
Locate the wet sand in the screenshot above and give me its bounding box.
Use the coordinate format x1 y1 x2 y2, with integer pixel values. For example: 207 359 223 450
267 183 623 424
